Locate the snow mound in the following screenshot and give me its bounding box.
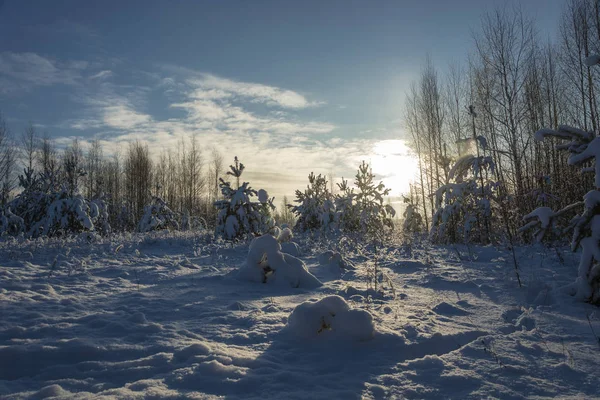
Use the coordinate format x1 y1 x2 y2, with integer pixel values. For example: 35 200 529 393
318 250 355 270
432 301 470 316
35 384 71 398
237 234 322 288
515 310 536 331
281 241 300 257
173 343 211 362
286 295 375 341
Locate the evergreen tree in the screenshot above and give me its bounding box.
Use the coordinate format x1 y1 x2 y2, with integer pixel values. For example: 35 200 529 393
214 157 275 240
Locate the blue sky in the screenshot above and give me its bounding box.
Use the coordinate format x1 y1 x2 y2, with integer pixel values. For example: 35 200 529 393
0 0 564 201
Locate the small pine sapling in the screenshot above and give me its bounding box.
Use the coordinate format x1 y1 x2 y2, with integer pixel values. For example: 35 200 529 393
430 154 499 244
138 196 179 233
214 157 275 240
290 172 335 232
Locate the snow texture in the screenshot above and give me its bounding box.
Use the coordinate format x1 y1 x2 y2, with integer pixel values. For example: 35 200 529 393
1 232 599 399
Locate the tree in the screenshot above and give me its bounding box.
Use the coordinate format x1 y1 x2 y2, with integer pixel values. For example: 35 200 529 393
290 172 334 232
124 141 152 225
528 124 600 304
430 155 499 244
214 157 275 240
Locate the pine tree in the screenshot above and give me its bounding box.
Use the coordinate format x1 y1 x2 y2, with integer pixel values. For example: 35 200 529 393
214 157 275 240
289 172 334 231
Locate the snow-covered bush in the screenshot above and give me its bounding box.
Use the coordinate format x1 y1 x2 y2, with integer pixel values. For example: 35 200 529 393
286 295 374 341
39 193 95 237
0 208 24 236
333 162 395 241
290 172 335 232
5 167 111 237
138 196 179 233
430 155 499 243
333 178 360 232
237 234 322 288
351 161 395 240
519 203 581 244
318 250 355 271
90 196 111 235
214 157 275 240
402 203 423 234
291 162 395 241
524 125 600 304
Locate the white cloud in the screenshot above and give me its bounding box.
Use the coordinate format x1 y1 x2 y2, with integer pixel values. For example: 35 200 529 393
0 52 85 89
90 70 112 80
103 103 151 130
188 74 322 109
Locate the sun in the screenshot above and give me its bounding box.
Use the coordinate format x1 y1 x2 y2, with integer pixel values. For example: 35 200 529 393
369 140 418 195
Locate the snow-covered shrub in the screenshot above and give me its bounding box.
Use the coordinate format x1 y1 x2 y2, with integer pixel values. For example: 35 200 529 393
0 208 24 236
318 250 355 271
214 157 275 240
39 193 95 237
351 161 395 240
138 196 179 233
519 203 581 244
292 163 395 240
524 125 600 304
90 196 111 235
290 172 335 232
286 295 374 341
333 178 360 232
6 167 110 237
402 203 423 234
180 209 191 231
430 155 499 244
237 234 322 288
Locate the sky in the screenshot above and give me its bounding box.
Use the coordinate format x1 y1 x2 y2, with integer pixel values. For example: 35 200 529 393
0 0 565 203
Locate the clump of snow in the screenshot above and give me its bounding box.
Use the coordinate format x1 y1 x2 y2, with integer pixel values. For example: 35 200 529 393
515 309 536 331
585 54 600 67
258 189 269 204
286 295 375 341
318 250 355 270
277 227 293 243
280 241 300 257
237 234 322 288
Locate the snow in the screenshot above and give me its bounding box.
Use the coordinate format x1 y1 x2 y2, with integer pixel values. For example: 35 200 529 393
286 295 375 341
585 54 600 67
257 189 268 204
238 234 322 288
1 232 599 399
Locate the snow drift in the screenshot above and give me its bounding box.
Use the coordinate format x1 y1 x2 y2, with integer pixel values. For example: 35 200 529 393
237 234 322 288
286 295 375 341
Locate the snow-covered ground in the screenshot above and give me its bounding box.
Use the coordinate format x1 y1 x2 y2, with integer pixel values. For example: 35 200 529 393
1 232 599 399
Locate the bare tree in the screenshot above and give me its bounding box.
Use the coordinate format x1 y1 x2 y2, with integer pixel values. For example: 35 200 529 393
21 123 38 173
0 112 16 205
124 141 153 224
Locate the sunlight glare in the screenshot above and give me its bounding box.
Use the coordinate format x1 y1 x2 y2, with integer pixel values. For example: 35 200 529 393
369 140 418 195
